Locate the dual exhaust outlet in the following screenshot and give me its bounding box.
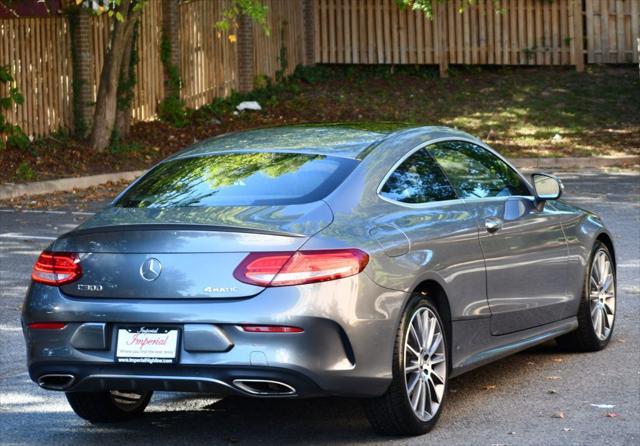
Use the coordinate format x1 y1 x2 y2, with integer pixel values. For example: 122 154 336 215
37 374 296 396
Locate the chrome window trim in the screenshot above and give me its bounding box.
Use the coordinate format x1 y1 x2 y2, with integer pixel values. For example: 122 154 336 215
376 136 535 208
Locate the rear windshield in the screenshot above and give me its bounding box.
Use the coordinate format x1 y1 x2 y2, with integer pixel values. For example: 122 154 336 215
115 152 358 207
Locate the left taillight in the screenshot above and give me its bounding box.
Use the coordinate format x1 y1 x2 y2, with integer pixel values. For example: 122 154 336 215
31 251 82 286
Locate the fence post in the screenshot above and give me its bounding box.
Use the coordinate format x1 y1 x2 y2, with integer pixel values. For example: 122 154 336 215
237 14 255 93
69 8 94 137
437 2 448 78
572 0 585 72
302 0 316 65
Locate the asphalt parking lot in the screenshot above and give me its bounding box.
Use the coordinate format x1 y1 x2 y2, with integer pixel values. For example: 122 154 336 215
0 170 638 446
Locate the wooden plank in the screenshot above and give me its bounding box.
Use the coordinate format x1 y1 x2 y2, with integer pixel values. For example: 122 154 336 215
343 0 351 63
391 0 398 63
479 0 487 64
321 0 328 62
367 0 375 63
464 1 471 63
615 0 624 62
494 0 502 64
601 0 609 62
359 0 367 63
574 0 585 70
336 0 344 63
517 0 525 64
407 6 416 63
632 0 640 62
398 4 407 63
417 3 425 64
551 0 559 64
351 0 359 63
486 0 495 64
375 0 383 63
383 0 391 63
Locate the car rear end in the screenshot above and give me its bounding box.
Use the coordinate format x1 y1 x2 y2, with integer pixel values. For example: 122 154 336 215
22 150 397 398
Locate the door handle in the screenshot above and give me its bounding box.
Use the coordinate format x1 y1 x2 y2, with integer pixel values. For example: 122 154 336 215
485 217 503 234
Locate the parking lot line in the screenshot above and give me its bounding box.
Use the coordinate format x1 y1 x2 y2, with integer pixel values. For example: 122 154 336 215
0 233 57 241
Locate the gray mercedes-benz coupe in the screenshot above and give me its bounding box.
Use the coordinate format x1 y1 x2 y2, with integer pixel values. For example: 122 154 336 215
22 125 616 435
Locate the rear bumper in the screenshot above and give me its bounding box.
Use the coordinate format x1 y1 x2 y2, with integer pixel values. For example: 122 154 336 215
22 275 408 397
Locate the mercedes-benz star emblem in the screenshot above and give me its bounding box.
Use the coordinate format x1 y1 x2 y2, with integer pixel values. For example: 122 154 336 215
140 258 162 281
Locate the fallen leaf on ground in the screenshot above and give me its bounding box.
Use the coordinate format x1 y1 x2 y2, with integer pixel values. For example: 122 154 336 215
552 411 566 419
546 376 562 380
548 389 558 394
482 385 497 390
606 412 618 418
563 428 573 432
552 357 564 363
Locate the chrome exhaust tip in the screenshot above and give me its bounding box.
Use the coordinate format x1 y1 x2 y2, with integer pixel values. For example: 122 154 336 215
232 379 296 396
37 374 76 390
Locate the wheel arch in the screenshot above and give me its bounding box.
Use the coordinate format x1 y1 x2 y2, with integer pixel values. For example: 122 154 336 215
409 279 453 371
595 232 616 267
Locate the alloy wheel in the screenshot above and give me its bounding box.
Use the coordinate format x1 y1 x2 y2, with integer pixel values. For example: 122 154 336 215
589 249 616 341
403 307 447 421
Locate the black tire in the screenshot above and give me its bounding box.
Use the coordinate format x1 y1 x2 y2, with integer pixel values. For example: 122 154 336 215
556 241 616 352
65 390 153 423
363 296 448 436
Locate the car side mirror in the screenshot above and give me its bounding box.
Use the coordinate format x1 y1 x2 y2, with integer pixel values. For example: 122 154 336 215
532 173 564 201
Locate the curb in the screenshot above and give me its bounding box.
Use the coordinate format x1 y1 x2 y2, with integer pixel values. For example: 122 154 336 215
0 170 145 200
1 155 638 200
510 155 639 170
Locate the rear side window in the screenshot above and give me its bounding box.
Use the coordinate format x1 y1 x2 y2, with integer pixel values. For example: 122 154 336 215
427 141 530 199
115 152 358 207
379 148 457 204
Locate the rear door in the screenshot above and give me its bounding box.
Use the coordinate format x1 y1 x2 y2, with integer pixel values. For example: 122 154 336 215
428 140 569 335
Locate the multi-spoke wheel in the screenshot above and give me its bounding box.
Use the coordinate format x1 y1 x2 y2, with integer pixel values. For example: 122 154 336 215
66 390 153 423
557 241 616 352
404 307 447 421
589 249 616 341
363 296 448 436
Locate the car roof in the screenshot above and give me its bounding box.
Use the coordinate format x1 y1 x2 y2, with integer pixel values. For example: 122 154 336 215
172 123 478 160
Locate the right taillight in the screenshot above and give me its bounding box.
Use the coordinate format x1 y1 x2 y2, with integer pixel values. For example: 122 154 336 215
31 251 82 286
233 249 369 287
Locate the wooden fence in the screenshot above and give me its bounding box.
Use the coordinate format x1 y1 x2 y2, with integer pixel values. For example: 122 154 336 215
254 0 306 80
0 17 73 137
586 0 640 63
180 0 238 109
314 0 639 66
1 0 638 138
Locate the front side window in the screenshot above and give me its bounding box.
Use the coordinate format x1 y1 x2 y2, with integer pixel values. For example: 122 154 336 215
116 152 358 208
427 141 530 199
379 148 457 204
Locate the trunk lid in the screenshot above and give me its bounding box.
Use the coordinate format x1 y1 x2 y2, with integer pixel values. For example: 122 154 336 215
53 202 332 299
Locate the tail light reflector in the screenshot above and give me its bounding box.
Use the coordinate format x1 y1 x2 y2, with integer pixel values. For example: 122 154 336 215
31 251 82 286
240 325 303 333
27 322 67 330
234 249 369 287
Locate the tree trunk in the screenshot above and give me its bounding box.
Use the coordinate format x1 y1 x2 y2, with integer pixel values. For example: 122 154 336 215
89 0 141 151
115 26 137 139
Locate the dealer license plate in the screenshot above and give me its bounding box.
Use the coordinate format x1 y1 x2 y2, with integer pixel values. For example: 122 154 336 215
116 327 179 364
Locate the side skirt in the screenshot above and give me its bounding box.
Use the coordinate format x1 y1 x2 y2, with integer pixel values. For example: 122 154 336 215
449 316 578 378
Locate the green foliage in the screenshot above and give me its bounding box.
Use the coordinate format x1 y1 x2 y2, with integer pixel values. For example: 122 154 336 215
395 1 502 18
216 0 270 35
158 32 188 127
16 161 35 181
275 23 289 83
0 65 28 150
